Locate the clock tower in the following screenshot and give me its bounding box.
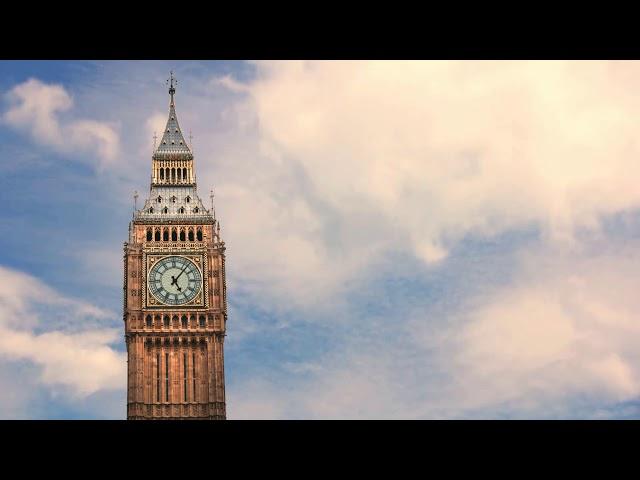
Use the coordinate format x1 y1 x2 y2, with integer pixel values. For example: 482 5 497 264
124 74 227 420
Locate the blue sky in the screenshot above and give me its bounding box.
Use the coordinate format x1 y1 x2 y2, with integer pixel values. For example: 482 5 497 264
1 60 640 419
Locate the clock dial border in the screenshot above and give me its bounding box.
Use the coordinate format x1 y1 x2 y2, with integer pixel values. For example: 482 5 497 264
148 255 202 306
143 251 208 309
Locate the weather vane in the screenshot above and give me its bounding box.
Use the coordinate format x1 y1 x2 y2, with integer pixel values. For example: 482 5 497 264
167 71 177 98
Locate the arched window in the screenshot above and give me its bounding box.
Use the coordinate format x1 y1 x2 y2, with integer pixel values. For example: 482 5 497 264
178 207 185 214
149 207 154 214
181 315 188 328
154 315 161 327
186 196 191 203
155 229 161 241
163 207 168 214
188 229 194 241
146 315 152 327
172 315 178 326
197 229 203 241
171 168 176 182
183 168 187 181
146 229 152 241
157 196 162 203
199 315 206 327
172 229 177 241
163 315 170 328
193 207 199 213
190 314 196 326
177 169 182 182
163 229 169 241
180 229 185 241
160 168 164 180
171 196 176 203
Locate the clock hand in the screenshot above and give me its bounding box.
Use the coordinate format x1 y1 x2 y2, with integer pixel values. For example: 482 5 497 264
170 275 182 291
171 264 189 291
174 263 189 282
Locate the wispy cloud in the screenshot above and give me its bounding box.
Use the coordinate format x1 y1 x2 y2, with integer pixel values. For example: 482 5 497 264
0 265 125 405
2 78 119 169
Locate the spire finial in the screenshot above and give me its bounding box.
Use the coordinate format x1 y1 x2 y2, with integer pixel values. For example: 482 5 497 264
133 190 139 218
167 71 177 103
211 188 217 222
153 131 157 151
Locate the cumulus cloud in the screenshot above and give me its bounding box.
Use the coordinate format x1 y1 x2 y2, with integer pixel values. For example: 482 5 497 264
0 265 125 403
2 78 119 168
5 62 639 418
447 244 640 415
0 328 124 397
228 241 640 419
206 61 640 308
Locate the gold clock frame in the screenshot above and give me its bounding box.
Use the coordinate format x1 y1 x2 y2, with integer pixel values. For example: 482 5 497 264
143 251 209 309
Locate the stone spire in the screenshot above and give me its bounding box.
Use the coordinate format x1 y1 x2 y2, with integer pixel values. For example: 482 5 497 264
135 72 212 220
153 71 192 159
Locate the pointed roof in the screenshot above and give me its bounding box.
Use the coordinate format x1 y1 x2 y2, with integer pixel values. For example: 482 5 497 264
153 72 192 159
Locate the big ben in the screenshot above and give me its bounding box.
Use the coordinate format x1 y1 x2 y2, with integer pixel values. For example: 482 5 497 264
123 73 227 420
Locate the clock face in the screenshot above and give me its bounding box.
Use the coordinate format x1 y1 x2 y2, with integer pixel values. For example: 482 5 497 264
148 255 202 306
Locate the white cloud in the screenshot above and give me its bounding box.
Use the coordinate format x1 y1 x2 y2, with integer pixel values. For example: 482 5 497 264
0 328 124 396
2 78 120 168
0 265 125 403
443 244 640 415
68 120 119 165
145 111 167 148
74 245 124 289
227 240 640 419
6 62 640 418
206 61 640 309
212 74 250 93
